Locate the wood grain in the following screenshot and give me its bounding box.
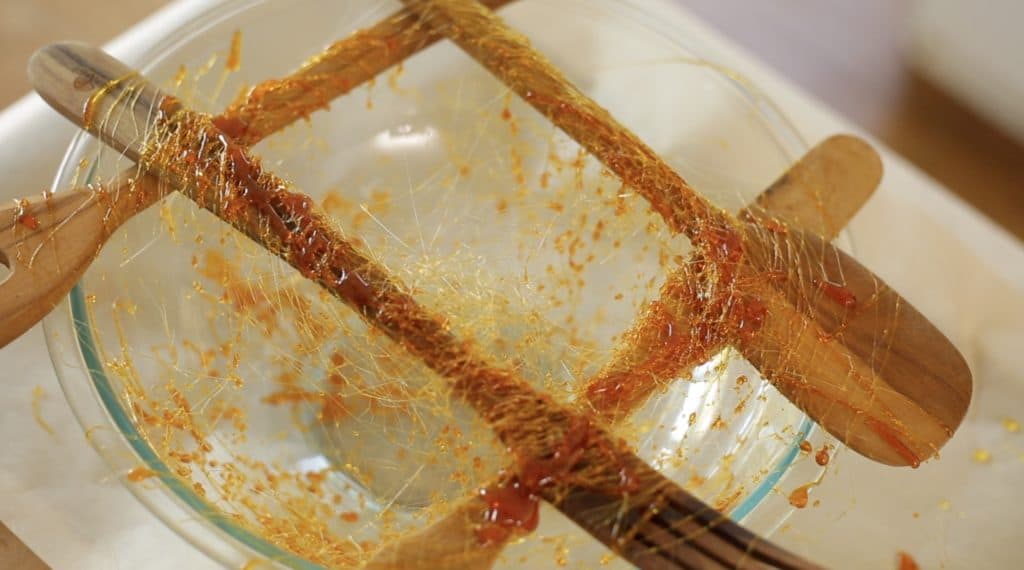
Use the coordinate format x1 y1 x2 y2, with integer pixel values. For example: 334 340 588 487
750 135 884 240
0 176 156 347
0 522 49 570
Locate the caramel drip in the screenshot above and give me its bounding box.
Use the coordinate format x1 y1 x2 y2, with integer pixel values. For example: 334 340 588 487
226 30 243 72
82 72 138 130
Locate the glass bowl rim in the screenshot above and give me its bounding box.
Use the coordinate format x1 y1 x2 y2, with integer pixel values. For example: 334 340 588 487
44 0 816 567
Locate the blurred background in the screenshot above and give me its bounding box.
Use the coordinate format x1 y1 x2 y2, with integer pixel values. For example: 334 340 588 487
1 0 1021 238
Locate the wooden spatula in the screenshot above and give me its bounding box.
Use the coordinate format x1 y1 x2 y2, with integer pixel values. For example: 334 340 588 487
401 0 972 467
583 135 883 422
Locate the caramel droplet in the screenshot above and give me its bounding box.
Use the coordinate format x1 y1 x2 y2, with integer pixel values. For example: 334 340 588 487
788 483 812 509
173 64 187 88
127 466 157 482
815 446 830 466
897 551 920 570
1002 418 1020 433
226 30 243 72
813 278 857 309
18 213 39 230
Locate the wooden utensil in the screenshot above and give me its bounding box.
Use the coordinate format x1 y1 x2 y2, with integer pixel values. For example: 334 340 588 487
1 0 968 468
2 3 974 564
6 39 869 570
27 42 821 570
0 522 48 570
401 0 972 466
0 0 521 349
365 134 885 568
583 134 883 424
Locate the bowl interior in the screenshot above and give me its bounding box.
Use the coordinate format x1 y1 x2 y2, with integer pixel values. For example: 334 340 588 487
47 1 827 567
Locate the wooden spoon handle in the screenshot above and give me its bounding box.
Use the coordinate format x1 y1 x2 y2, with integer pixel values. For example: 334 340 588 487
552 460 823 570
30 43 163 162
743 134 882 238
225 0 515 146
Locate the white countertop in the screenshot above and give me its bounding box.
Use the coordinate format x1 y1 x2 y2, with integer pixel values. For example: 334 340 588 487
1 1 1022 568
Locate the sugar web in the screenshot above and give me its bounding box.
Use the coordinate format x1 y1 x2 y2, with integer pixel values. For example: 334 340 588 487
62 2 889 569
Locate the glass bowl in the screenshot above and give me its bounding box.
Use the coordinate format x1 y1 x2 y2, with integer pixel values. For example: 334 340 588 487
45 0 833 567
